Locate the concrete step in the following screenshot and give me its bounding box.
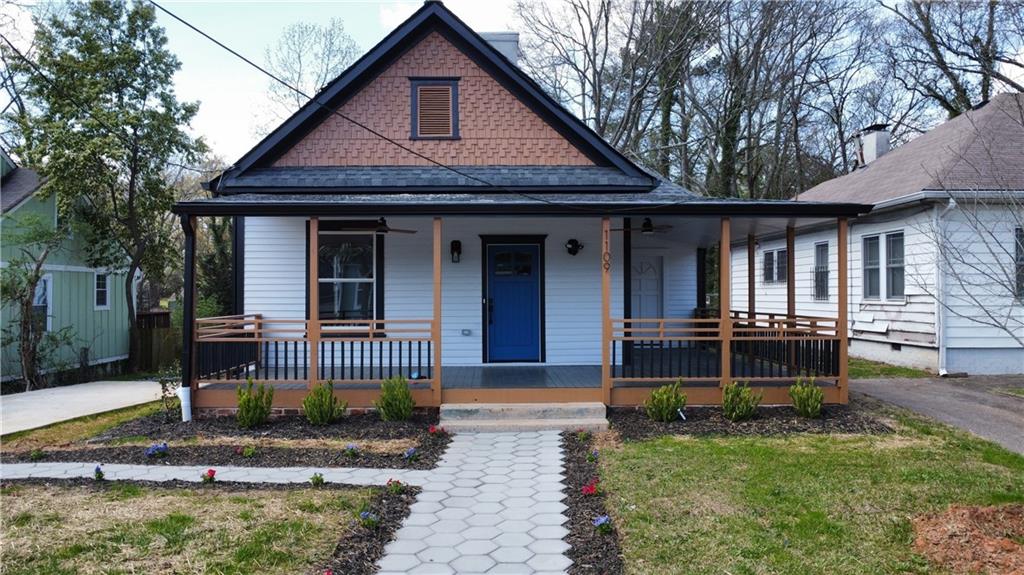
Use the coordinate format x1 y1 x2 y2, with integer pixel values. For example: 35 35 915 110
440 417 609 433
440 402 606 421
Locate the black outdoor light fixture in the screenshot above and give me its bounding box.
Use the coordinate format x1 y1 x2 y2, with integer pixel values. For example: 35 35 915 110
450 240 462 263
641 217 656 235
565 238 584 256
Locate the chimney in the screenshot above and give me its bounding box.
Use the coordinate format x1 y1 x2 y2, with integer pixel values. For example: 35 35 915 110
480 32 520 65
857 124 891 166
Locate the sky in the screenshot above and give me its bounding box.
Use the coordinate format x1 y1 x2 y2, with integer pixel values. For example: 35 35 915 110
6 0 516 163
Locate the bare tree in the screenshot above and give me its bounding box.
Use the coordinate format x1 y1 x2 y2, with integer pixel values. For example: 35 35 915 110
258 18 360 131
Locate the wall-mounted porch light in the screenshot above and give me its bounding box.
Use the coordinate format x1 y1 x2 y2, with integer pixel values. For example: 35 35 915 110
565 238 584 256
450 240 462 263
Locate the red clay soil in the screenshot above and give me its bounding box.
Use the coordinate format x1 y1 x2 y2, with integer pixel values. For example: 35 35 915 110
912 504 1024 575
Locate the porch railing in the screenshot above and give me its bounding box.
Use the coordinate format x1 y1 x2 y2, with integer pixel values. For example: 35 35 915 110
610 318 722 384
194 315 435 385
730 312 840 380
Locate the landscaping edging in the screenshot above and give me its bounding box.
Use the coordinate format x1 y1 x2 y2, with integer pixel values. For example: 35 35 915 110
561 431 625 575
5 433 450 469
1 477 418 575
610 405 891 441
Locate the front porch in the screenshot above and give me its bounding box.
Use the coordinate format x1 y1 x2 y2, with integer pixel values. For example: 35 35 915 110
180 213 852 413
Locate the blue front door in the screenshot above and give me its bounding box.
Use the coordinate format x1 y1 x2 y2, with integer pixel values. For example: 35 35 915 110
486 244 541 362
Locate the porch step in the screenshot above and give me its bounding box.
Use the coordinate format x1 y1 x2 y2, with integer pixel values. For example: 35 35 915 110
440 402 608 432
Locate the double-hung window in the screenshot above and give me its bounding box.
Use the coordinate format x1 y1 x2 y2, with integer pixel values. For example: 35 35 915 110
863 232 904 301
885 232 905 300
95 273 109 310
763 248 787 284
318 233 376 322
32 274 52 332
813 242 829 301
1015 227 1023 299
863 236 880 299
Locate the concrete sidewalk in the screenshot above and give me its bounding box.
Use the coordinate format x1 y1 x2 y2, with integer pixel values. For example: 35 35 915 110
852 376 1024 455
1 380 161 435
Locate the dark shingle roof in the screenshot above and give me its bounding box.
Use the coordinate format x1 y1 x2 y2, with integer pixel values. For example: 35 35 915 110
217 165 667 193
800 92 1024 204
1 164 42 213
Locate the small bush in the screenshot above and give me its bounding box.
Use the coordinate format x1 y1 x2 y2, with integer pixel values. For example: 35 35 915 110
644 381 688 422
722 381 761 422
789 378 823 418
236 445 256 458
310 472 325 487
236 378 274 428
303 381 348 425
29 449 45 461
374 376 415 421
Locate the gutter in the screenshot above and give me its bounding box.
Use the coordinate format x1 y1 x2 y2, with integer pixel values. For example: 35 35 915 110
934 197 958 376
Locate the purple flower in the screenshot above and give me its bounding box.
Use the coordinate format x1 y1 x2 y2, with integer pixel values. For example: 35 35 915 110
403 447 418 460
593 515 610 527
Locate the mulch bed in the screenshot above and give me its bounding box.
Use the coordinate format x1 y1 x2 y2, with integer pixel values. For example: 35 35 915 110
912 504 1024 575
0 477 418 575
609 405 891 441
3 433 451 470
561 431 625 575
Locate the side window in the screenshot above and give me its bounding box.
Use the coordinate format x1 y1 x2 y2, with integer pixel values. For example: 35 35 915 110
885 232 905 300
813 242 829 301
1015 227 1023 299
776 249 788 284
763 250 775 283
863 236 880 299
95 273 109 310
33 275 52 332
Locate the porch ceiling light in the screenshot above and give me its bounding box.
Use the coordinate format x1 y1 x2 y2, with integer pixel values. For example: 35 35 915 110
450 240 462 263
565 238 583 256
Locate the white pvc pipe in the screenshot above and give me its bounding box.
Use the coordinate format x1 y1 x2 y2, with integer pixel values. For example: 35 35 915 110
178 386 192 422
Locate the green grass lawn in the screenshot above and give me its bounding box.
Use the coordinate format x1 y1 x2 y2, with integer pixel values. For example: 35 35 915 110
600 405 1024 574
848 357 932 379
1 483 372 575
1 400 168 451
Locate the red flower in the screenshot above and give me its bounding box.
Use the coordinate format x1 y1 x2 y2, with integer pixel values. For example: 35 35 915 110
429 425 437 434
206 469 216 478
324 570 333 575
582 480 599 496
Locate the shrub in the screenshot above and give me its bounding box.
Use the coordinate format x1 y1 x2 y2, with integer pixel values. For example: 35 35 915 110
374 376 415 421
303 381 348 425
235 445 256 458
722 381 761 422
236 378 273 428
310 472 325 487
29 449 45 461
789 378 824 418
644 381 688 422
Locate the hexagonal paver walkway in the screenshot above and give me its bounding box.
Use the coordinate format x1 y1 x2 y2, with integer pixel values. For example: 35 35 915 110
0 431 572 574
377 430 571 575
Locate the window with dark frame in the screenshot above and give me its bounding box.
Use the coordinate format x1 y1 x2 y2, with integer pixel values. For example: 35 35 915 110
95 273 109 309
411 79 459 139
32 275 50 332
813 242 829 301
1015 227 1023 299
776 249 788 284
763 248 787 284
863 236 880 299
318 233 375 322
763 250 775 282
886 232 905 300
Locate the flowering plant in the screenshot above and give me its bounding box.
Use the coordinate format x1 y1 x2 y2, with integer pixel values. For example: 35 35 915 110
428 424 447 435
201 468 216 483
94 465 105 481
235 445 256 458
358 510 380 529
144 442 169 458
575 428 592 441
581 479 599 496
403 447 418 461
593 514 613 535
310 472 325 487
342 444 360 458
386 478 405 494
587 449 599 463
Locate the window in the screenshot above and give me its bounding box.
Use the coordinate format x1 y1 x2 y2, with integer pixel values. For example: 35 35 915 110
863 236 880 299
94 273 109 310
411 79 459 139
813 242 829 301
763 248 788 284
1015 227 1023 299
318 233 375 321
886 232 905 299
32 275 52 332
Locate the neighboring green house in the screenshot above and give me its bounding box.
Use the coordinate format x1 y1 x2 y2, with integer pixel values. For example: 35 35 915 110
1 150 132 382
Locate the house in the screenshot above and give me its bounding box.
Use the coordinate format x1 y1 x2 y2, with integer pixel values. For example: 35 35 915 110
0 150 133 383
172 0 871 417
731 93 1024 376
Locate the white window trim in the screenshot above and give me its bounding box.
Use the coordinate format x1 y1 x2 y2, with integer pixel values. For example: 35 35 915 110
813 241 830 301
861 229 906 303
763 248 788 285
317 230 377 331
34 273 53 332
94 271 110 311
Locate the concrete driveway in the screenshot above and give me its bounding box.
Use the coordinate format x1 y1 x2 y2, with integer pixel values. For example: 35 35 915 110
852 375 1024 455
1 380 161 435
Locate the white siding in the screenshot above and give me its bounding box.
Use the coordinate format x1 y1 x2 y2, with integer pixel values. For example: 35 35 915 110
244 217 307 323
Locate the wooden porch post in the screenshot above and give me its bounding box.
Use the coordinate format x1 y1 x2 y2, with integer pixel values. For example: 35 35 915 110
180 215 197 416
432 217 443 407
786 226 796 318
747 234 755 318
719 218 732 388
308 217 319 389
837 217 849 402
601 217 612 405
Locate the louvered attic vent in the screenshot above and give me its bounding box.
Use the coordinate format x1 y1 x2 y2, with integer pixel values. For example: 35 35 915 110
412 79 459 139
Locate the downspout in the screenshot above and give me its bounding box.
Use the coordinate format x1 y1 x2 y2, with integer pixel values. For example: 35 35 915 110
935 198 957 376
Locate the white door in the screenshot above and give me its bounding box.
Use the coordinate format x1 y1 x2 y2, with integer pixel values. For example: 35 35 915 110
631 255 663 322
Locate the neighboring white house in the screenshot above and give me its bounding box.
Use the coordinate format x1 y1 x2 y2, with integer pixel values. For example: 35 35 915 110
732 93 1024 375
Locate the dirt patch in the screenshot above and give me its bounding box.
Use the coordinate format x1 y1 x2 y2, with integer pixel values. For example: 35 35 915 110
912 504 1024 575
609 405 891 441
4 433 451 470
562 431 625 575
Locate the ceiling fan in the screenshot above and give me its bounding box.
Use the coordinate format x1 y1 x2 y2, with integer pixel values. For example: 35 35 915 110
609 217 673 235
375 217 417 234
